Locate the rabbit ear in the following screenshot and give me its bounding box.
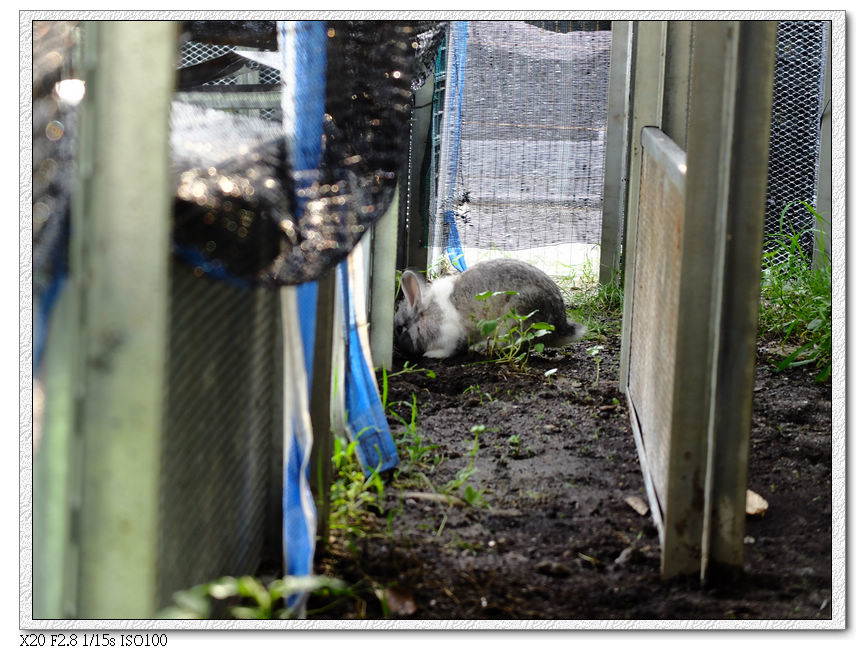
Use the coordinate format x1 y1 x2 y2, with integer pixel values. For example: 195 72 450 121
400 270 424 309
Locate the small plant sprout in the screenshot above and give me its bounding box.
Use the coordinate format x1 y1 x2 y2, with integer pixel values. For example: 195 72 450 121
587 344 605 386
506 433 535 460
443 426 488 507
473 291 556 371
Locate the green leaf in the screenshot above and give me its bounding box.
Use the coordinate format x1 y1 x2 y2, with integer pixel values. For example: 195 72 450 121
816 363 832 382
479 320 499 337
173 590 211 618
230 606 266 620
208 577 240 600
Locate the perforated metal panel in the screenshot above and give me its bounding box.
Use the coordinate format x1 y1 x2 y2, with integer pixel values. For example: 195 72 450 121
764 20 828 266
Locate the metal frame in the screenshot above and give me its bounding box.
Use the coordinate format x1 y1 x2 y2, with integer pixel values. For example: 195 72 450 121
814 22 832 270
619 20 776 581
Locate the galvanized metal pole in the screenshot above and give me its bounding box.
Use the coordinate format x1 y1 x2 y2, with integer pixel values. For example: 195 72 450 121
370 184 400 372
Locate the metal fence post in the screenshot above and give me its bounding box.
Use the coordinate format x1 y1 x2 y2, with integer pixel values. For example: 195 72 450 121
67 21 175 618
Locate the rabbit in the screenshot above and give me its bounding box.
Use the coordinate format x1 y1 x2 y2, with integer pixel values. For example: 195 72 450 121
393 258 586 359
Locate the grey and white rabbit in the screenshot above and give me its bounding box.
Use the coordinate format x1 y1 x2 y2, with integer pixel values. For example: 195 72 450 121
393 258 586 359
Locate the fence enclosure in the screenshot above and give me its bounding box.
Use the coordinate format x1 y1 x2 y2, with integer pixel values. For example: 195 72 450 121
29 18 834 620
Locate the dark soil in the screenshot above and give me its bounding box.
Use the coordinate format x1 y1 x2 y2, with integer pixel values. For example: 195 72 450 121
310 328 833 622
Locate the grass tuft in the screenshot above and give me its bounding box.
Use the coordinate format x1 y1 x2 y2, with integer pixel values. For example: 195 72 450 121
760 201 831 382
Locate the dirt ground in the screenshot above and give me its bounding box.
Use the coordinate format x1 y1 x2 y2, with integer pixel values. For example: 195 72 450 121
310 322 833 622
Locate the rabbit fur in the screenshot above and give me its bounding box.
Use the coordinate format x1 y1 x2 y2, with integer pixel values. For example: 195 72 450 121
394 258 585 359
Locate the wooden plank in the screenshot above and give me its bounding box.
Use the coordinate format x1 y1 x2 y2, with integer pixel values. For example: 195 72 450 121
598 21 632 284
403 74 435 272
309 269 335 547
622 20 777 582
33 287 75 618
661 21 693 151
699 20 776 583
659 21 743 580
69 21 176 618
618 20 666 393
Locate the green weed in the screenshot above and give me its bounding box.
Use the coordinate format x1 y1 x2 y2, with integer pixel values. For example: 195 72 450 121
760 201 831 381
558 260 624 343
329 435 386 539
159 574 348 620
473 291 555 371
443 425 488 507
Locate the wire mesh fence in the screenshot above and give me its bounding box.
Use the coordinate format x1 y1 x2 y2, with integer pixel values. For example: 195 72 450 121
179 38 281 119
763 20 829 267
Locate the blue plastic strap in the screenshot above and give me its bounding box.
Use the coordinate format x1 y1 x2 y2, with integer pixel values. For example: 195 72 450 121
33 269 66 375
282 384 316 581
443 21 468 272
338 259 400 474
279 20 327 597
288 20 328 215
297 282 318 385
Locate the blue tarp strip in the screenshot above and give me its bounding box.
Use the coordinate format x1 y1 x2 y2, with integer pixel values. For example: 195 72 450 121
443 21 468 272
297 282 318 388
338 259 400 475
33 269 66 374
281 20 327 591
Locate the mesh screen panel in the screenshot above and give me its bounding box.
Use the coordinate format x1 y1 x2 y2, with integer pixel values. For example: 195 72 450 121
157 261 282 606
158 27 286 605
764 20 828 266
431 21 610 272
627 139 686 515
159 21 444 603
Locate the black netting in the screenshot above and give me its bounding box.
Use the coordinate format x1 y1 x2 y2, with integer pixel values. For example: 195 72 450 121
170 20 445 287
32 21 80 371
525 20 612 33
33 22 78 293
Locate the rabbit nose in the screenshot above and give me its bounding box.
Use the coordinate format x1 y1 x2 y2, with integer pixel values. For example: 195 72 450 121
395 330 418 357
